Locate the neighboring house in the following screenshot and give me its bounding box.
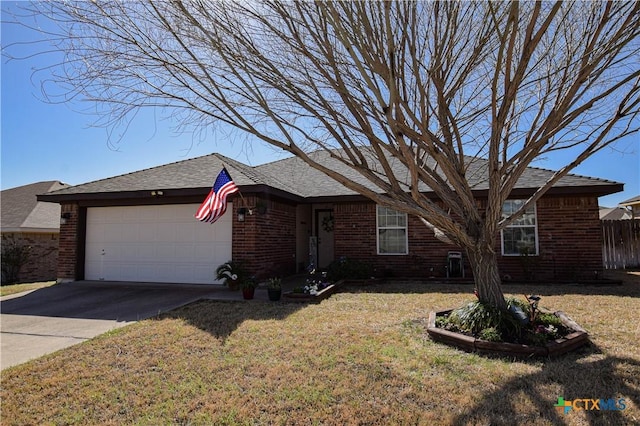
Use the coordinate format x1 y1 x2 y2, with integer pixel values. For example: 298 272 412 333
1 181 69 283
599 206 633 221
619 195 640 219
38 151 622 284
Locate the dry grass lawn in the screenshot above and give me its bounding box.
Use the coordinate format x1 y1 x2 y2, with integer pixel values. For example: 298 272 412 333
0 281 56 297
1 271 639 425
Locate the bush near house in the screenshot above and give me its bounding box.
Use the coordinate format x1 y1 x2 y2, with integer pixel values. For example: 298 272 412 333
325 256 373 282
1 236 32 285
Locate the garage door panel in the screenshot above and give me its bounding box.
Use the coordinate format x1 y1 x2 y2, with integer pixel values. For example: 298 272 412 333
137 245 158 261
215 225 232 241
173 244 196 260
85 204 232 284
114 263 139 281
85 223 105 241
156 244 177 259
161 224 175 242
138 225 157 242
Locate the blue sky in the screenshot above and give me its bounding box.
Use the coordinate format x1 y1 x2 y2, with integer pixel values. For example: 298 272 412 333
1 3 638 207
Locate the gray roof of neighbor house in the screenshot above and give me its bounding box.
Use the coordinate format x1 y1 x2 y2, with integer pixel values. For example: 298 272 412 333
1 181 70 232
599 206 633 220
38 150 622 202
620 195 640 206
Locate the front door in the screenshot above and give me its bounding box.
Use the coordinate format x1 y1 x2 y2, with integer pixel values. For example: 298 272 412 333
315 209 335 269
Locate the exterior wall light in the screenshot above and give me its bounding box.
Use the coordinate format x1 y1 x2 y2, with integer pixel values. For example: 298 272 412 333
60 212 72 225
237 207 248 222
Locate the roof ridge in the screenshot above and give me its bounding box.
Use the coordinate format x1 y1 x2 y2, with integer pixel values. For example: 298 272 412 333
1 180 61 193
214 153 270 185
46 153 223 194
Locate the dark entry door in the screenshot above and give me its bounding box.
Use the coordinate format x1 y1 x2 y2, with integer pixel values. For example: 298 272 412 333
315 209 335 268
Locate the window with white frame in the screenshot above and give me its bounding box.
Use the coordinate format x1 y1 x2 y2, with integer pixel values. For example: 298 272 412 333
501 200 538 256
377 206 408 255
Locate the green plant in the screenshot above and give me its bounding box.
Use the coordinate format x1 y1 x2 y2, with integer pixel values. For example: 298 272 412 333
440 296 578 346
506 296 530 314
448 299 524 340
240 276 258 290
326 256 372 281
435 316 449 329
538 313 562 328
448 301 498 335
215 261 248 288
267 277 282 290
524 330 550 346
478 327 502 342
1 237 32 285
535 313 569 340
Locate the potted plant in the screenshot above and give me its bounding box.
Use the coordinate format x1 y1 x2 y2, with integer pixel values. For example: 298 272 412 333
240 276 258 300
216 261 247 290
267 277 282 301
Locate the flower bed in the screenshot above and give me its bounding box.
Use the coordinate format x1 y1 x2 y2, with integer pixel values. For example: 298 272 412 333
283 280 344 303
427 308 589 358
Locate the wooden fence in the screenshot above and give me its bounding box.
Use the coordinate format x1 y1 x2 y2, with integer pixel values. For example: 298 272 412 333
601 219 640 269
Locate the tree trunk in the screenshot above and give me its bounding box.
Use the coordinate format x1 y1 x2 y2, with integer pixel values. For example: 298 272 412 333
465 243 507 310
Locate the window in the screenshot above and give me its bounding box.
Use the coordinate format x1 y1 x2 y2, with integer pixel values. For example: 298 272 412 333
377 206 408 255
501 200 538 256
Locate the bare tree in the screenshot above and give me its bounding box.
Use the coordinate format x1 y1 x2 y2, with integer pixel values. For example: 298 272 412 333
7 1 639 308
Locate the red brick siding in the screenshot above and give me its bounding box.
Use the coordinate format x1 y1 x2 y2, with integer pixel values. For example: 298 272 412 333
57 203 81 281
56 195 604 283
498 196 603 281
1 232 59 283
334 202 459 278
232 195 297 279
334 196 604 281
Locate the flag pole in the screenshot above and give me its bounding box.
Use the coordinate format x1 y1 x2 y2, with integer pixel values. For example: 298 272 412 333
223 164 251 213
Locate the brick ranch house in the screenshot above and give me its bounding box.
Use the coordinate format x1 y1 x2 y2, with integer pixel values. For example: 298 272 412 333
1 181 69 283
38 150 621 285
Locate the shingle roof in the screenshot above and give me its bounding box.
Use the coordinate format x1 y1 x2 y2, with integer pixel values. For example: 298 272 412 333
599 207 632 220
255 149 621 197
43 153 271 196
39 149 621 201
620 195 640 206
1 181 70 231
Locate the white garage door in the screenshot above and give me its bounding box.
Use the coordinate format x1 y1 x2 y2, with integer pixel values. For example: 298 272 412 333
85 204 232 284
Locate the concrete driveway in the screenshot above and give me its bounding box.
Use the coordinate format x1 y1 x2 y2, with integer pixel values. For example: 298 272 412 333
1 281 231 370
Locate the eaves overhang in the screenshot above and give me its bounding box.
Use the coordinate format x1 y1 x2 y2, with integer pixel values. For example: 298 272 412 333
37 184 305 206
37 180 622 206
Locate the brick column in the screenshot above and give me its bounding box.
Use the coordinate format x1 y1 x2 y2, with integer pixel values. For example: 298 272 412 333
232 196 297 279
57 203 81 282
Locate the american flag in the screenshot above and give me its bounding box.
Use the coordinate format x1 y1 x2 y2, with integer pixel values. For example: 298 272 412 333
195 168 239 223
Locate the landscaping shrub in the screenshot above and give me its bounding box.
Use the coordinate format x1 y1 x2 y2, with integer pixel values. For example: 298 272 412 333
448 300 523 339
440 296 576 346
1 237 32 285
325 256 373 281
478 327 502 342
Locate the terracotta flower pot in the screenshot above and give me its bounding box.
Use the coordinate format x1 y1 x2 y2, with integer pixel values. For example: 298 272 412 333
242 287 255 300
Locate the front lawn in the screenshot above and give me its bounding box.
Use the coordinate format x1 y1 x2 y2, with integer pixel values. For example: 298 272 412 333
0 281 56 297
1 273 638 425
